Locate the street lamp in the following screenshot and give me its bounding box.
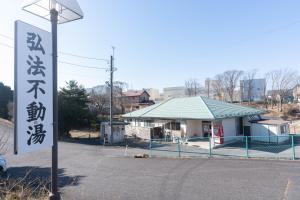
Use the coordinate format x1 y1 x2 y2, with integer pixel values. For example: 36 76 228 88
21 1 83 199
22 0 83 24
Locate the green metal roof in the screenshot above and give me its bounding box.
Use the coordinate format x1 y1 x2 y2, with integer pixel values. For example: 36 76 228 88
122 96 265 120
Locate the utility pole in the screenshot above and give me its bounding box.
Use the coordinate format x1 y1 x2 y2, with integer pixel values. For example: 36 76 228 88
110 47 115 144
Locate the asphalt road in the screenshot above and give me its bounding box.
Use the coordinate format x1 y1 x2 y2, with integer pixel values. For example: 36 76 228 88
1 120 300 200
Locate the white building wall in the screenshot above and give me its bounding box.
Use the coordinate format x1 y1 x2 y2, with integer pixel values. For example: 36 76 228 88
125 125 151 140
251 123 289 143
222 118 237 142
102 124 125 143
186 120 203 137
251 124 271 142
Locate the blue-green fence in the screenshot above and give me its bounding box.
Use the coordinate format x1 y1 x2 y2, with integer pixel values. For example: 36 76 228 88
148 135 300 160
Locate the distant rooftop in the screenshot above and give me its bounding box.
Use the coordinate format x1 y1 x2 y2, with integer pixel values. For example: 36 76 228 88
123 90 148 97
250 119 289 125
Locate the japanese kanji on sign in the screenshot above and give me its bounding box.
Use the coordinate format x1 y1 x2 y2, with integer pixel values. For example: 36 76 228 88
14 20 53 154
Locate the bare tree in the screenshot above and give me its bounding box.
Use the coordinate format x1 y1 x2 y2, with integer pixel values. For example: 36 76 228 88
89 90 110 115
212 75 225 100
265 71 279 109
262 73 268 109
243 69 258 104
89 81 129 115
114 81 128 114
295 76 300 103
269 69 298 112
274 69 298 111
222 70 244 102
185 79 201 96
205 78 211 98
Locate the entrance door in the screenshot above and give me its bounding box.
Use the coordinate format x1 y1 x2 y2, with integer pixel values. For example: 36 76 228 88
152 127 163 139
244 126 251 136
202 122 211 137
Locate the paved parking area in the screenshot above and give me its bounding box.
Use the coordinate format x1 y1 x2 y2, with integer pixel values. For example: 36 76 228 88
4 143 300 200
2 121 300 200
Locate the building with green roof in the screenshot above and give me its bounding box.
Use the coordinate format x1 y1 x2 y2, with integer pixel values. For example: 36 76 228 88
122 96 267 145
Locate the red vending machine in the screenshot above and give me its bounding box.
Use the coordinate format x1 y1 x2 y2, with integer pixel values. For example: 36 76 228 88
213 125 224 144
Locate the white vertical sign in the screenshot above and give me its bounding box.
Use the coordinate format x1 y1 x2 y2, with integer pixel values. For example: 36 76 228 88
14 20 53 154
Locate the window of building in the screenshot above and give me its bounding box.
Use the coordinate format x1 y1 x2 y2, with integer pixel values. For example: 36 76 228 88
165 122 181 130
144 120 154 127
280 125 287 134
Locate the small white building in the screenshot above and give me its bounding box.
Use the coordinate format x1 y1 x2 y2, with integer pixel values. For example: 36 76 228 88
100 122 128 144
249 119 290 143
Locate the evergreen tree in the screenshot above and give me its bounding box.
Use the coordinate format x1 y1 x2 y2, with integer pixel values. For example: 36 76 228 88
58 80 90 136
0 82 13 120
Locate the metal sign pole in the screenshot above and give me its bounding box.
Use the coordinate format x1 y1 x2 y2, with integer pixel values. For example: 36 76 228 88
49 8 59 200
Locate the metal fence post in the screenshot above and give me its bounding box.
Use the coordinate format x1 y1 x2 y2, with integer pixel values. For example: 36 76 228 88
209 137 212 158
292 135 295 160
245 136 249 158
149 139 152 158
177 138 181 158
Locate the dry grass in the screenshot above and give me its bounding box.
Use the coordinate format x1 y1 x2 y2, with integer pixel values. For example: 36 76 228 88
0 170 49 200
261 104 300 120
69 130 99 139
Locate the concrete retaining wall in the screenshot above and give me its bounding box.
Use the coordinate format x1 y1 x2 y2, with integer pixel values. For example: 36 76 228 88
125 125 151 140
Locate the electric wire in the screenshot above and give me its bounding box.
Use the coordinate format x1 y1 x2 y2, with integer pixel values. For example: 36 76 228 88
0 42 109 70
0 33 109 63
58 60 108 70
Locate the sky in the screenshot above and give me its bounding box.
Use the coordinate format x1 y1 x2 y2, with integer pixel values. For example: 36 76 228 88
1 0 300 92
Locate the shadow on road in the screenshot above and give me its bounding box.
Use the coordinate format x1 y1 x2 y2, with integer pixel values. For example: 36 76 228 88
221 140 292 153
4 166 85 188
59 136 100 146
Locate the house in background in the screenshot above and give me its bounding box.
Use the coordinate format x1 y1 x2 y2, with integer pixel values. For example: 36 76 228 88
240 78 266 102
267 89 294 103
143 88 162 101
123 96 290 148
293 84 300 103
121 90 154 113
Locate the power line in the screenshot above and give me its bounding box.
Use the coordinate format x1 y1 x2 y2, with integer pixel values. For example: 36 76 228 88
59 71 108 78
0 33 109 62
58 51 109 62
0 42 13 48
0 33 13 40
58 60 108 70
0 42 109 70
